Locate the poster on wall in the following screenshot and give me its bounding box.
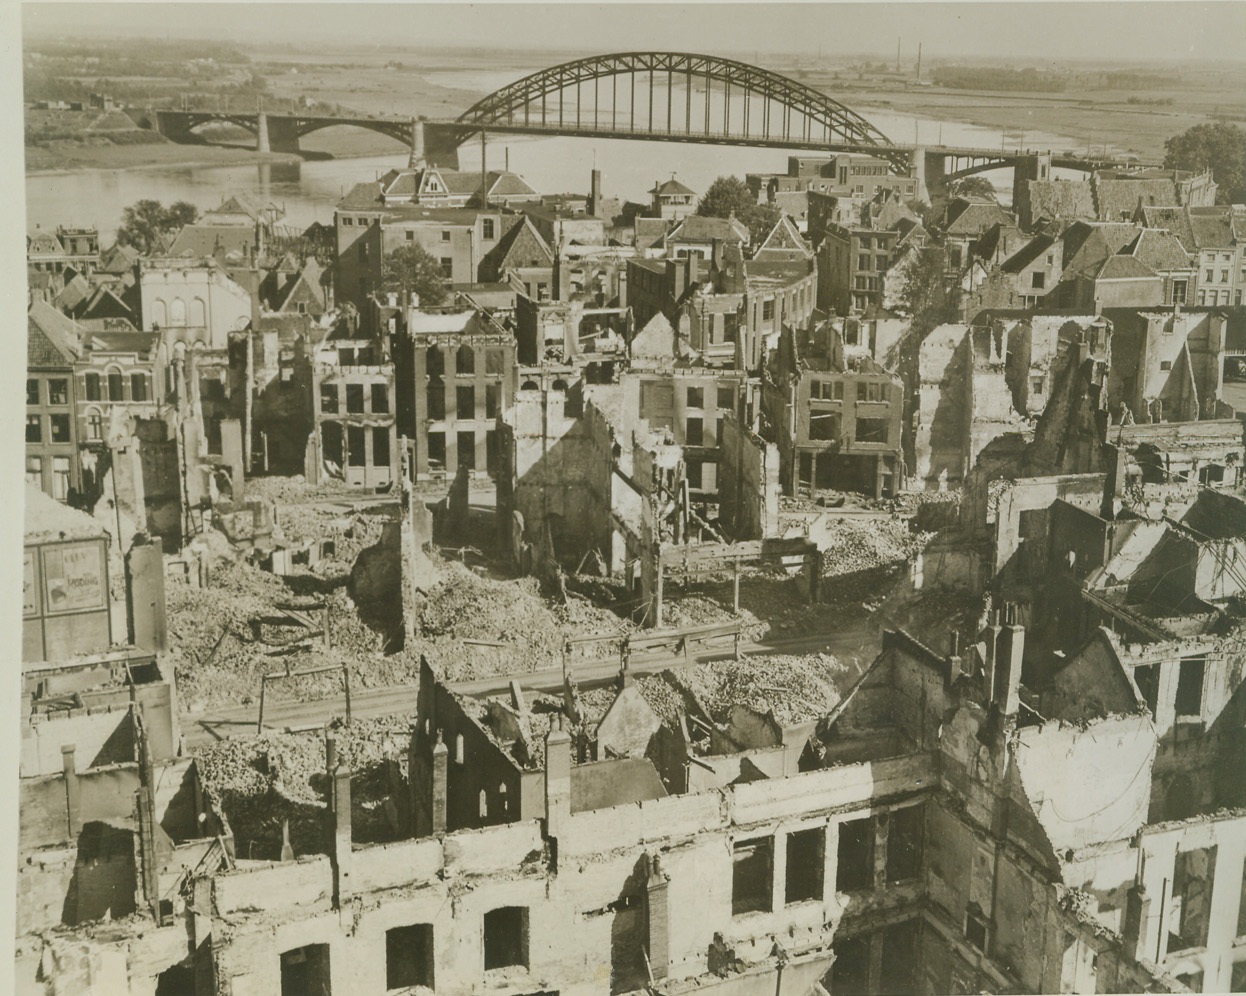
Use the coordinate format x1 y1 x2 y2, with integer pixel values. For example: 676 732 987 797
41 542 105 615
23 549 39 617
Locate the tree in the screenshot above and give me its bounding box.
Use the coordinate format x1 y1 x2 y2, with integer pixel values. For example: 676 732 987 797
115 199 201 255
697 175 785 243
947 176 998 201
1164 122 1246 206
901 246 957 332
382 243 447 306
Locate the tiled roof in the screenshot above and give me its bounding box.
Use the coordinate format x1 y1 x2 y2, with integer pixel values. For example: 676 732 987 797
1060 222 1142 278
1187 207 1236 250
484 216 553 272
487 171 539 197
1122 229 1192 272
667 215 749 244
1094 254 1157 280
28 300 82 366
84 329 158 356
944 199 1014 236
653 177 697 196
1093 175 1180 221
1137 206 1195 250
166 224 255 260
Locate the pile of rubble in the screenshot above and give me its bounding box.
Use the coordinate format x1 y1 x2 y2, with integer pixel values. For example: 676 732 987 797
193 716 412 858
412 561 629 681
683 653 847 727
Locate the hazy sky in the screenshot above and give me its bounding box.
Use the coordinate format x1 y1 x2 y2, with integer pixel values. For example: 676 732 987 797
20 1 1246 63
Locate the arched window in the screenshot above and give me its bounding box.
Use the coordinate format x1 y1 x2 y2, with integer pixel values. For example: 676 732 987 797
150 298 167 328
456 344 475 375
426 346 444 379
552 379 568 392
170 297 187 327
479 790 488 819
106 366 125 402
190 297 206 328
455 733 465 765
520 380 539 392
498 782 508 813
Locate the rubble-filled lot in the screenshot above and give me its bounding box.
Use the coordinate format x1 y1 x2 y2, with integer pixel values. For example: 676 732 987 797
193 716 412 859
681 653 847 726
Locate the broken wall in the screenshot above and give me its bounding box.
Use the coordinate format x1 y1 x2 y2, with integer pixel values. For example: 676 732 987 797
718 411 779 540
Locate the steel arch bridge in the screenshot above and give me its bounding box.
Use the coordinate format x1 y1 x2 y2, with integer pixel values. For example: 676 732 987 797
443 51 896 156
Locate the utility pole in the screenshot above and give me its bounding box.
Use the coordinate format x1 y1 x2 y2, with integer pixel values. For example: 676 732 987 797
896 37 901 74
916 43 922 81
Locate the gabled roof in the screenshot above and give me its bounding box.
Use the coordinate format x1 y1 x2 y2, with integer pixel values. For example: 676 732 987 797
944 198 1014 237
97 242 140 275
633 217 670 251
1060 222 1143 279
53 274 91 312
484 215 554 273
487 171 539 198
1120 229 1192 272
667 215 749 244
629 312 676 365
1093 254 1158 281
28 300 83 366
83 328 159 357
1000 233 1057 274
1136 206 1195 251
79 285 135 322
753 215 812 260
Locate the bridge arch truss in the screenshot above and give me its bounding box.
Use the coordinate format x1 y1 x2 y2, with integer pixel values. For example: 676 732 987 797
455 52 894 151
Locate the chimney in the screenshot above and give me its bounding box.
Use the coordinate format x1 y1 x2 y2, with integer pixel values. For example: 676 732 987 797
982 617 1003 696
645 853 671 980
1101 442 1127 519
994 626 1024 717
544 715 572 849
329 764 353 905
590 169 603 217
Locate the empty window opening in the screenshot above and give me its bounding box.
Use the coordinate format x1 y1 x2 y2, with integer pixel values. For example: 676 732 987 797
320 384 339 414
785 827 824 905
828 934 870 996
685 417 703 446
1133 664 1160 719
371 384 389 413
732 837 773 915
1175 658 1205 718
809 410 840 442
965 904 989 952
457 385 475 419
483 906 529 970
836 817 873 892
130 374 148 403
855 417 889 444
372 428 390 469
280 943 332 996
457 344 476 375
427 381 446 421
887 806 923 883
1169 845 1216 952
458 432 477 472
346 384 365 414
1238 860 1246 938
322 422 344 467
347 426 367 467
455 733 465 764
386 924 433 990
427 432 446 471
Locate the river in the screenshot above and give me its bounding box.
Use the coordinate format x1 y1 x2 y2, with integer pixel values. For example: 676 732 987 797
25 72 1113 237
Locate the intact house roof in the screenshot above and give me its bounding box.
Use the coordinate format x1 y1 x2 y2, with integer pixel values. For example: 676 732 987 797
28 300 83 367
166 224 255 260
1093 254 1159 281
652 177 698 197
666 215 750 245
1000 234 1057 274
1119 229 1192 273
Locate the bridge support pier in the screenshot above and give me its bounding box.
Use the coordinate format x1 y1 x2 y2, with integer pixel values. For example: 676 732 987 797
910 148 949 206
1012 153 1052 230
256 111 301 155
